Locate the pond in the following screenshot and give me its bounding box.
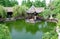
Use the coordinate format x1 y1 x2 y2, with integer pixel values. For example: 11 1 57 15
5 19 57 39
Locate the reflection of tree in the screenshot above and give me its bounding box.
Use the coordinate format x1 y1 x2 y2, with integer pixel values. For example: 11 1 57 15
6 20 39 34
12 20 25 31
6 20 57 35
25 25 39 34
5 21 13 32
42 22 56 33
13 20 39 34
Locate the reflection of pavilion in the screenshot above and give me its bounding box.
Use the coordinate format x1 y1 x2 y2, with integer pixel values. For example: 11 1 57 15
26 5 44 23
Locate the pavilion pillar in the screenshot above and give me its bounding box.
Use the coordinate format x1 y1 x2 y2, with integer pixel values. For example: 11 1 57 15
34 16 36 20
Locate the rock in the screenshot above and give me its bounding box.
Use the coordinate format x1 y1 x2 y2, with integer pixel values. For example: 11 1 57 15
29 19 35 23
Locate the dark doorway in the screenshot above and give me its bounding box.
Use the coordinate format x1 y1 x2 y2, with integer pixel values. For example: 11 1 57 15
0 16 2 18
7 12 13 18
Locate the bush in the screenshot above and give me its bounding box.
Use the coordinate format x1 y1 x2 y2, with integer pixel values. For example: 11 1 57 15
42 31 58 39
0 24 11 39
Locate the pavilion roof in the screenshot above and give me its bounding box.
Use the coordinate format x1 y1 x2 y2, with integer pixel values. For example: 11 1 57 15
26 5 44 13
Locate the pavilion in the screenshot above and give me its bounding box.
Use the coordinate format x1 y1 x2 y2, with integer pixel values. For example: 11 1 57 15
26 5 44 20
4 7 13 18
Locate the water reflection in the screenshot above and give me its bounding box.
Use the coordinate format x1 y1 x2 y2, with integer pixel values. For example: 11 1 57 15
11 28 43 39
6 20 56 39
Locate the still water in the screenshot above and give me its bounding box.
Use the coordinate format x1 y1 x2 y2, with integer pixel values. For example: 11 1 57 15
5 19 57 39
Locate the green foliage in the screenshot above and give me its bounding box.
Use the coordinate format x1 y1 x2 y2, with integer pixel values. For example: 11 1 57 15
56 13 60 19
0 0 18 7
44 0 60 19
9 0 18 7
51 0 60 14
22 0 32 8
0 24 11 39
39 9 51 19
21 0 46 8
34 0 46 7
42 31 58 39
56 13 60 26
22 0 26 5
52 0 60 26
0 5 6 18
13 5 28 17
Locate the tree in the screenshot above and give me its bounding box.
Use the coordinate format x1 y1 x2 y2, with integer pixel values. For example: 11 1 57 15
9 0 18 7
26 0 32 8
34 0 46 7
50 0 60 14
21 0 46 8
22 0 26 6
42 0 46 7
22 0 32 8
13 5 28 18
0 0 18 7
0 5 6 18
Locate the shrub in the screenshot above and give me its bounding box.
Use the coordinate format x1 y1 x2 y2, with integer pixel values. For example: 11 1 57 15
42 31 58 39
0 24 11 39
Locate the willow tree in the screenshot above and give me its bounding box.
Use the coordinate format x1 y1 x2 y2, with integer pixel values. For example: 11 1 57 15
0 5 6 18
13 5 28 18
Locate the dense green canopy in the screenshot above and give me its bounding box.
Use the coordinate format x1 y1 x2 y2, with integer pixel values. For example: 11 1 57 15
0 0 18 7
22 0 46 8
